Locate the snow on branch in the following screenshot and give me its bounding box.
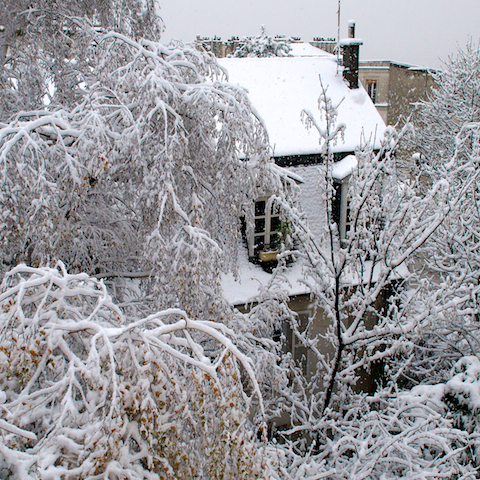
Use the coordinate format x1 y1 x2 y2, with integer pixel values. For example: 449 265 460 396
233 26 292 58
0 263 265 478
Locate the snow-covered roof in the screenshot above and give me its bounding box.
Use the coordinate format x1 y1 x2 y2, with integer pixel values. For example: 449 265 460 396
219 45 386 157
287 42 333 57
332 154 358 180
222 250 310 306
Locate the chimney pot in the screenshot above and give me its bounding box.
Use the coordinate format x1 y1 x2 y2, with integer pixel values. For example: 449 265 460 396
348 20 355 39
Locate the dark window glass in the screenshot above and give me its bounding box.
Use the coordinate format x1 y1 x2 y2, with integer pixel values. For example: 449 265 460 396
271 203 280 215
255 200 266 216
255 218 265 234
367 80 377 104
254 235 265 248
332 182 342 227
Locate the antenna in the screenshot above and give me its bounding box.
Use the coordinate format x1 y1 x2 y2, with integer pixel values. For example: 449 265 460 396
336 0 341 71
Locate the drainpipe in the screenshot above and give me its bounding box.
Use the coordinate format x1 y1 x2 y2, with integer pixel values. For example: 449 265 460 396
340 20 363 89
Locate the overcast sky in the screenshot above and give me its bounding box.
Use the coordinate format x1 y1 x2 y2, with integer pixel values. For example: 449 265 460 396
160 0 480 68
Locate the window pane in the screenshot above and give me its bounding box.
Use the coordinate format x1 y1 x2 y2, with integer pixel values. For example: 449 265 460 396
254 235 265 248
270 216 281 232
255 200 266 216
255 218 265 234
367 80 377 104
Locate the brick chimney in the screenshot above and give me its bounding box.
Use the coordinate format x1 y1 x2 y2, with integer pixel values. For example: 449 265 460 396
340 20 363 89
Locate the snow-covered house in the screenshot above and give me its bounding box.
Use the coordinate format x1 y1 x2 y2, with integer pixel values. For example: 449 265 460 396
218 30 387 378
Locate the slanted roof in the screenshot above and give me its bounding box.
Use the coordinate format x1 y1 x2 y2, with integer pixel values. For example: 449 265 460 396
219 44 386 158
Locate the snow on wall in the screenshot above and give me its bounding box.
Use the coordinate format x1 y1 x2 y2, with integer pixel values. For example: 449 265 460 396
219 45 386 157
289 164 327 241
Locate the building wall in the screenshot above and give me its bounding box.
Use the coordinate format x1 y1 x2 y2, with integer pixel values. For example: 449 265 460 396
358 61 391 124
359 61 435 127
286 291 385 389
236 289 387 400
309 40 337 55
386 65 435 126
195 37 240 58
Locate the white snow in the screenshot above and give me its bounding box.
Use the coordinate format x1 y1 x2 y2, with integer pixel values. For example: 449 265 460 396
269 162 304 184
445 356 480 412
221 246 310 306
287 43 333 57
331 154 358 180
339 38 363 46
289 164 327 241
219 45 385 157
221 242 408 306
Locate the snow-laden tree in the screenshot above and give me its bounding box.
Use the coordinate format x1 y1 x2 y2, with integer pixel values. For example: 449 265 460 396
411 42 480 169
0 5 290 478
0 5 288 319
4 4 480 478
251 78 480 478
0 0 162 116
232 26 291 58
265 365 478 479
405 44 480 384
280 79 458 416
0 263 272 479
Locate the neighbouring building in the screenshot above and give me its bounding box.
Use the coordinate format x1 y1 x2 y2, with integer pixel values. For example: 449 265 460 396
359 60 436 126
